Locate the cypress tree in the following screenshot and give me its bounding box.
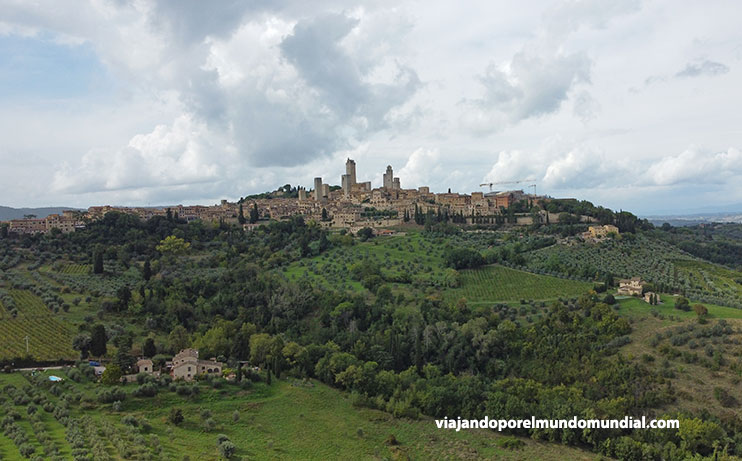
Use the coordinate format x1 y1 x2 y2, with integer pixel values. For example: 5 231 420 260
90 324 107 357
142 259 152 281
93 248 104 274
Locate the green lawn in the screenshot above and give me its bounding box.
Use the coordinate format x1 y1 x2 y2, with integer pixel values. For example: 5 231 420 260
447 265 593 305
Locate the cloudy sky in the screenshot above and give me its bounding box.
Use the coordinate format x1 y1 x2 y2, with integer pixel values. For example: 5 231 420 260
1 0 741 215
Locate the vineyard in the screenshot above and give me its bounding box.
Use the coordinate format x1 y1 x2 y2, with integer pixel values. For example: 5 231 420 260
58 264 91 275
0 289 76 361
447 265 593 304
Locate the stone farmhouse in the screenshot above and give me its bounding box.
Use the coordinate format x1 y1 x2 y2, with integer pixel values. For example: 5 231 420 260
588 224 619 238
168 348 223 381
617 277 644 296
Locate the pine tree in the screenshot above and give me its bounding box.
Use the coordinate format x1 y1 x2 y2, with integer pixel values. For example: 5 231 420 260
249 203 259 224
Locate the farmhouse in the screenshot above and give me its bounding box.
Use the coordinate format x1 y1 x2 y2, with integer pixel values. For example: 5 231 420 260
617 277 644 296
170 348 223 381
588 224 619 238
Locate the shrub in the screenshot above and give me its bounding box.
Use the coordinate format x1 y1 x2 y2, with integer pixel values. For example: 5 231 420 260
496 436 525 450
218 440 236 459
122 415 139 427
203 418 216 431
133 383 158 398
97 388 126 404
19 443 36 457
169 408 184 425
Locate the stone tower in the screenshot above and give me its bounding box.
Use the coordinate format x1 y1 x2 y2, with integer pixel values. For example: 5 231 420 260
345 158 357 186
313 177 323 201
383 165 393 189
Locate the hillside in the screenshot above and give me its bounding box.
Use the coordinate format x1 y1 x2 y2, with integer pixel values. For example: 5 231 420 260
0 370 597 460
2 213 742 459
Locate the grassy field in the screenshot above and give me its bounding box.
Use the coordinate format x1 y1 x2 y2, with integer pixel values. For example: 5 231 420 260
0 371 598 461
447 265 593 305
0 289 76 361
616 293 742 321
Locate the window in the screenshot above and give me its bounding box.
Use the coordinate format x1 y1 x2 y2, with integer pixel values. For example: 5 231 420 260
187 366 191 372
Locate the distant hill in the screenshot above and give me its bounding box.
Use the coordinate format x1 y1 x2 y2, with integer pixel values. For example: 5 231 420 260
644 211 742 226
0 206 80 221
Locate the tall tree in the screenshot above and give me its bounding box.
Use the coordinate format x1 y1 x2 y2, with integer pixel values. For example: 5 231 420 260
168 325 191 353
249 203 259 224
142 259 152 281
93 247 104 274
238 203 246 224
90 324 107 357
72 334 92 359
117 286 131 312
143 337 157 358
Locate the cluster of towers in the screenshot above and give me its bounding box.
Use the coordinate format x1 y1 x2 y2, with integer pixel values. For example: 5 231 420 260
383 165 400 191
308 158 401 201
341 159 357 197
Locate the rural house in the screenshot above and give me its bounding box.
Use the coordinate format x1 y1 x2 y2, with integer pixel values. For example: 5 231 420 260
617 277 644 296
170 348 223 381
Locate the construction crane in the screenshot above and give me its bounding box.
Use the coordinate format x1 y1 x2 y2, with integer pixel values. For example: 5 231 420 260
479 179 537 195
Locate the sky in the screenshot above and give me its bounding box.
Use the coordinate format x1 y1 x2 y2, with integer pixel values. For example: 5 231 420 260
1 0 741 215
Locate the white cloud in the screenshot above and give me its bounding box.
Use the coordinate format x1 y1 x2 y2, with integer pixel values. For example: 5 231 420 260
1 0 742 214
644 147 742 186
52 115 232 194
483 137 621 191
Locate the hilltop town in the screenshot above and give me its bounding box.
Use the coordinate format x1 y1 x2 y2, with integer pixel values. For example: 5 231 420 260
2 158 556 235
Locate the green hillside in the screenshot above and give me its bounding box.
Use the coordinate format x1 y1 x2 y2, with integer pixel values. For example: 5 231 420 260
0 370 596 461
